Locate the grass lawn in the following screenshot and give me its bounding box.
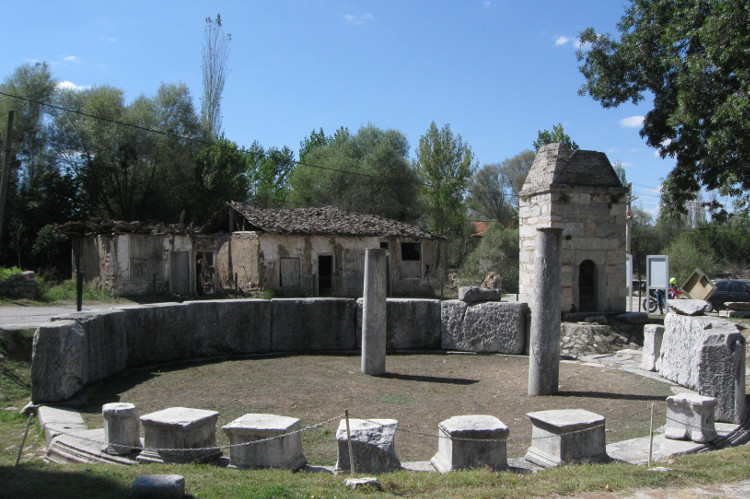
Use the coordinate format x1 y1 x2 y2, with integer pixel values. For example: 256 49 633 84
2 325 750 497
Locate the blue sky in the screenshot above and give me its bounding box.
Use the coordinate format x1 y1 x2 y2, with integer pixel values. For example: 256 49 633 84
1 1 672 214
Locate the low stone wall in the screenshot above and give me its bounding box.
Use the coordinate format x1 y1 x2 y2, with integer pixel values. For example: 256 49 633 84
0 271 36 299
31 298 530 403
656 313 746 423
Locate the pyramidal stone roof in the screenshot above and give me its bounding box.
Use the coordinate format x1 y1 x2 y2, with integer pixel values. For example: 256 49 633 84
521 143 625 194
202 202 443 240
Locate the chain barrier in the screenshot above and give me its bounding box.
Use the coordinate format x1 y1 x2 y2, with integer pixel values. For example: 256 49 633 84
45 413 344 454
349 406 657 445
34 404 749 462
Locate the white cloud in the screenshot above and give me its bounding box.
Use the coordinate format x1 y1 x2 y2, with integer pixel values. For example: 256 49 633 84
619 161 634 168
56 80 90 92
62 55 80 63
482 1 491 8
343 13 374 25
619 115 644 128
100 36 117 43
555 36 572 46
607 147 619 154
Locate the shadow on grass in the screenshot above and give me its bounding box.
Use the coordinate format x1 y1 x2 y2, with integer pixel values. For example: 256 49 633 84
557 390 666 402
0 464 132 498
378 372 479 385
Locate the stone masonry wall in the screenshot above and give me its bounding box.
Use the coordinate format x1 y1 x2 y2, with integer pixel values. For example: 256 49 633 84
31 298 529 403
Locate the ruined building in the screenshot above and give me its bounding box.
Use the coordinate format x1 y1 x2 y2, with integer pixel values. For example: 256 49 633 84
518 143 628 313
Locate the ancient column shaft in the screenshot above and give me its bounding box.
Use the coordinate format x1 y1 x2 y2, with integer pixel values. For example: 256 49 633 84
528 228 562 396
362 248 387 375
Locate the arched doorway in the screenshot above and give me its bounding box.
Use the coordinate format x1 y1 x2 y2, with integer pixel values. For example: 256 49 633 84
578 260 596 312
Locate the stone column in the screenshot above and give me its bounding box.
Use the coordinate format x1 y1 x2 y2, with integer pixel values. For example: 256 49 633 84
528 228 562 396
362 248 387 375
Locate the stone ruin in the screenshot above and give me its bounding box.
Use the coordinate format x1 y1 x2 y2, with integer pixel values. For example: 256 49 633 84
519 143 628 314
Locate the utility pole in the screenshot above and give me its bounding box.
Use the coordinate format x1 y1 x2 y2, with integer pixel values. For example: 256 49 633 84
0 110 14 252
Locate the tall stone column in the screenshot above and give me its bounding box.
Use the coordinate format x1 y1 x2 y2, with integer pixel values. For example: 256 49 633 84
362 248 387 375
528 227 563 396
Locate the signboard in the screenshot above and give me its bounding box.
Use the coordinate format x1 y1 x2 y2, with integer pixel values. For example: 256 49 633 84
646 255 669 313
647 255 669 289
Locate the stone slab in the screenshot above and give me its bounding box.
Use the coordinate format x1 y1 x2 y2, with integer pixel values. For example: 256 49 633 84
222 413 306 470
131 475 185 499
656 314 746 423
441 300 527 353
725 301 750 311
335 418 401 474
668 299 710 316
37 405 88 443
271 298 356 352
458 286 503 303
45 428 141 465
641 325 665 371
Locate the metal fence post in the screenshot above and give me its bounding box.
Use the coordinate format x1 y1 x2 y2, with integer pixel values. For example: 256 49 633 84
76 270 83 312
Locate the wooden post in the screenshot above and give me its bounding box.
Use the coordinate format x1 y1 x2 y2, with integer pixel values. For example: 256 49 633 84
345 410 356 477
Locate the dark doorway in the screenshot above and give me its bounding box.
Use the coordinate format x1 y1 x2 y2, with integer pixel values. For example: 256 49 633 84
579 260 596 312
196 252 215 295
318 255 333 296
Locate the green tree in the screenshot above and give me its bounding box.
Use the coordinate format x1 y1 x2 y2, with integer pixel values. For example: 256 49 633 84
247 142 295 208
0 63 77 272
414 122 476 237
201 14 231 140
467 163 517 223
665 232 717 285
193 137 249 217
533 123 578 151
461 223 520 293
53 82 202 221
289 124 421 222
577 0 750 217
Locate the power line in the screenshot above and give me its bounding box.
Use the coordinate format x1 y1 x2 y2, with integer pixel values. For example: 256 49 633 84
0 90 519 199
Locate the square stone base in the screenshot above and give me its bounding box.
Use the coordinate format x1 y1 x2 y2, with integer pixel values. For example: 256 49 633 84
525 409 607 468
222 414 306 470
430 415 508 472
137 407 221 464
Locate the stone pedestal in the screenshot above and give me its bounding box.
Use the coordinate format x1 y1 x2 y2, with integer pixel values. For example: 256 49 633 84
102 402 141 455
362 248 387 375
525 409 607 468
665 393 718 443
528 227 562 396
335 418 401 474
430 415 509 473
222 413 306 470
137 407 221 464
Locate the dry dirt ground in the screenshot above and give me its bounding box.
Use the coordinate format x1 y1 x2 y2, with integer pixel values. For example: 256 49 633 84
77 353 675 466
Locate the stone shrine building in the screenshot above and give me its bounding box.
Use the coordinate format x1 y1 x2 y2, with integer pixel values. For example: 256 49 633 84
518 143 628 313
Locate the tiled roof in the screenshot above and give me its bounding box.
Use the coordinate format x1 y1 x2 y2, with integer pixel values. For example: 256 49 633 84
203 202 443 240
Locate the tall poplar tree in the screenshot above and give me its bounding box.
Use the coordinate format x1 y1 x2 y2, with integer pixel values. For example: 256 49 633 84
201 14 231 141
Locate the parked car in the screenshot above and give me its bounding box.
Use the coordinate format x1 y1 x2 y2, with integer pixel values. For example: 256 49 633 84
708 279 750 311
